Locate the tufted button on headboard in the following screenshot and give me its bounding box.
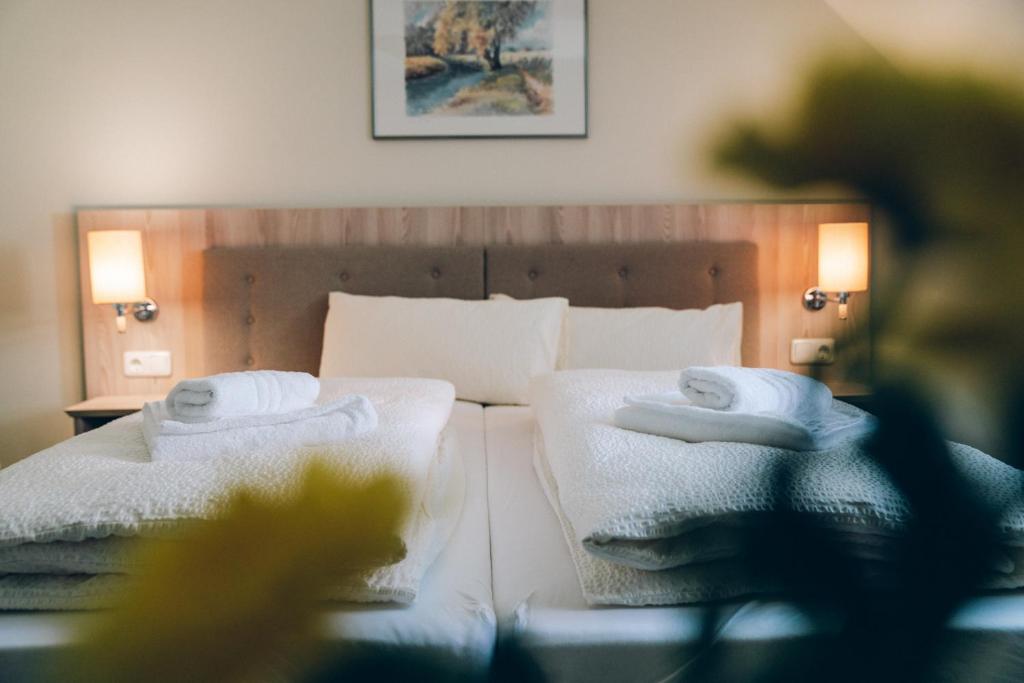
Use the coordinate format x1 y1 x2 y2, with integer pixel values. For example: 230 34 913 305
485 242 760 366
202 246 484 375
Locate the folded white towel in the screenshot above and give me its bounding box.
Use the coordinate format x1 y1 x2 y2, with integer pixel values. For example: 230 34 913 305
531 370 1024 605
616 391 873 451
615 366 858 451
679 366 833 418
165 371 320 423
142 394 377 462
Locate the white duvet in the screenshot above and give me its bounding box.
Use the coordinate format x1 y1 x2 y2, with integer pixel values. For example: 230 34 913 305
530 370 1024 606
0 378 462 610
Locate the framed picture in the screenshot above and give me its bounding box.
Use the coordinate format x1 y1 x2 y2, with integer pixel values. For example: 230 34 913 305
370 0 588 139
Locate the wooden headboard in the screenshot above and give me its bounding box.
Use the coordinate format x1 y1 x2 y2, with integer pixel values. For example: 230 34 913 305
76 203 870 397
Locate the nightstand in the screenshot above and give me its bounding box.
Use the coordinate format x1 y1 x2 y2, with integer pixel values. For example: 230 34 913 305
65 395 165 435
831 382 873 413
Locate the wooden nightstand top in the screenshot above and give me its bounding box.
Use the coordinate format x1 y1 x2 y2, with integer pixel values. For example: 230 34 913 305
829 381 871 399
828 382 873 413
65 394 165 417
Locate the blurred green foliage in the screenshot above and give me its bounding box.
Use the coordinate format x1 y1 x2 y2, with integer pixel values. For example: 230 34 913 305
707 54 1024 682
713 56 1024 246
72 463 409 683
714 56 1024 457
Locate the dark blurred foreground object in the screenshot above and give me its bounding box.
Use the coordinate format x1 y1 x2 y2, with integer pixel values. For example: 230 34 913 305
699 56 1024 682
714 54 1024 463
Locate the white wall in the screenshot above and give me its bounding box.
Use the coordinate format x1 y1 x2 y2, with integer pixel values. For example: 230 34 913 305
0 0 1016 463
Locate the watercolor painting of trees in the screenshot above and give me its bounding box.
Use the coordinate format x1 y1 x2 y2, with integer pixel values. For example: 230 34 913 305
403 1 552 116
372 0 587 138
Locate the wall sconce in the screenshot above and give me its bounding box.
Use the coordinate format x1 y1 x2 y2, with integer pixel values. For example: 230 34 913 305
803 222 869 320
87 230 159 333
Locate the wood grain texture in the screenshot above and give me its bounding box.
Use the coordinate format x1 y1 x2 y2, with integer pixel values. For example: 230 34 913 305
77 203 871 397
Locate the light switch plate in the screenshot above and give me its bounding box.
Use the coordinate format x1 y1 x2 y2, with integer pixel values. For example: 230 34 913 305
791 338 835 365
124 350 172 377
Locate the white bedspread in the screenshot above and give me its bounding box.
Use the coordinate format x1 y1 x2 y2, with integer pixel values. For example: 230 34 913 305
488 405 1024 683
0 377 459 609
0 402 496 681
530 370 1024 606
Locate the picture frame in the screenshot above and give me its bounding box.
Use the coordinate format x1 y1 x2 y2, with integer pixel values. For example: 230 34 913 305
370 0 588 139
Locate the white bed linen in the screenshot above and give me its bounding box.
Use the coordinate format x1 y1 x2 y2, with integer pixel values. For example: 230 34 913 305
531 370 1024 594
319 292 567 405
0 377 460 609
486 406 743 682
0 402 496 681
485 405 1024 683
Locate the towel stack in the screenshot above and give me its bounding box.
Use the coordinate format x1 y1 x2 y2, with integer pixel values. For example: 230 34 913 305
615 366 873 451
531 370 1024 607
143 371 377 461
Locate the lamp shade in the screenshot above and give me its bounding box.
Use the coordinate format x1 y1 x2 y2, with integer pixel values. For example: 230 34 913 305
87 230 147 304
817 222 869 292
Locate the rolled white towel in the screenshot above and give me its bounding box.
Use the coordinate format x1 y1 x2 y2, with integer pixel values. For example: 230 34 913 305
679 366 833 420
166 371 320 423
142 394 377 461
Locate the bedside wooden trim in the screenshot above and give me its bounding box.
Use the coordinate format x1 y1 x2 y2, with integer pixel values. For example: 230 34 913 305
66 394 163 435
64 394 165 417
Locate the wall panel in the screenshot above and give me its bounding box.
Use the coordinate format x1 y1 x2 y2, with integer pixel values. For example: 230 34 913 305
78 203 871 397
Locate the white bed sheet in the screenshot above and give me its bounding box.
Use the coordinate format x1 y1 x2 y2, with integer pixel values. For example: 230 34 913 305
0 401 495 681
486 405 738 682
485 405 1024 683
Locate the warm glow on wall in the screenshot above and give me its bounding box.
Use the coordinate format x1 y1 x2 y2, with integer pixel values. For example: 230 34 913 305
87 230 158 332
817 222 869 293
803 222 870 320
87 230 147 304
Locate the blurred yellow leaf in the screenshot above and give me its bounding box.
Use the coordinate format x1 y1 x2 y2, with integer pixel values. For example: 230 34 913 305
72 462 409 683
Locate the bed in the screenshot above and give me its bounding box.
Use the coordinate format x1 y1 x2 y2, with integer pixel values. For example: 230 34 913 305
201 242 1024 682
485 404 1024 683
0 246 500 680
0 400 494 680
3 241 1023 682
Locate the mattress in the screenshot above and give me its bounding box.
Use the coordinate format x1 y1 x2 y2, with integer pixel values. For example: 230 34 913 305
485 405 1024 683
0 401 495 681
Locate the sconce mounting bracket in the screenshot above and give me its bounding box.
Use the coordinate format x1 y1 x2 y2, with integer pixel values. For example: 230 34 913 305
132 298 159 322
802 287 828 311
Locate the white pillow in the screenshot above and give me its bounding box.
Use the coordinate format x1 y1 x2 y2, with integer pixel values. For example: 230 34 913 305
491 294 743 370
564 303 743 370
319 292 568 404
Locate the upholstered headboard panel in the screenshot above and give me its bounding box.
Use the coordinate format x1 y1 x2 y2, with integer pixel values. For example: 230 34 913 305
203 241 759 375
203 246 485 374
486 242 760 365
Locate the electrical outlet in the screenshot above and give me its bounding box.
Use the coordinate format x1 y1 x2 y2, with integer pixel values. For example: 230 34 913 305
790 338 835 365
124 351 172 377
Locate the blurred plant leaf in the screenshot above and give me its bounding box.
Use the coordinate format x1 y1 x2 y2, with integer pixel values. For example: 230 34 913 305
712 55 1024 459
703 54 1024 682
712 56 1024 249
856 384 1004 683
71 462 409 683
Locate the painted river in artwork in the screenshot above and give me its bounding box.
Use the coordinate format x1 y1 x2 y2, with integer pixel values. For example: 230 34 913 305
405 62 487 116
403 2 555 117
